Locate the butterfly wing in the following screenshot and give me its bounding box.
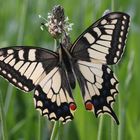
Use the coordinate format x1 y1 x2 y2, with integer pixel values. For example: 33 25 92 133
70 12 130 124
0 46 58 92
70 12 130 64
0 46 75 123
34 67 76 123
74 60 119 124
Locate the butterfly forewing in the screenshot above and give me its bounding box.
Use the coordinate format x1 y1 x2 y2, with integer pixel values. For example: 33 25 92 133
0 47 58 92
70 12 130 65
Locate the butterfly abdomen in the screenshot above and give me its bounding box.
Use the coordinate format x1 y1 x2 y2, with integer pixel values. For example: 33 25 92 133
60 45 76 89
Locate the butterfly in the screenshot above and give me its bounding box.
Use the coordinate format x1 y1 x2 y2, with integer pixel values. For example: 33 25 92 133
0 12 130 124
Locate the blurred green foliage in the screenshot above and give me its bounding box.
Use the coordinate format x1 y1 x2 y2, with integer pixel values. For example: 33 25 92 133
0 0 140 140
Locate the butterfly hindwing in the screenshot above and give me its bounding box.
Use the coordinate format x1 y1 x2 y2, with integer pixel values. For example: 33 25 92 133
34 67 76 123
0 46 58 92
74 60 119 124
70 12 130 65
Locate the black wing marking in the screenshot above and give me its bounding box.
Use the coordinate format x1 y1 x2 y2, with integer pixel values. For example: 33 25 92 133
0 46 58 92
74 60 119 124
34 67 76 124
70 12 130 65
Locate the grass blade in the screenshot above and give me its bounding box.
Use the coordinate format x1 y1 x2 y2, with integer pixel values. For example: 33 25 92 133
97 116 104 140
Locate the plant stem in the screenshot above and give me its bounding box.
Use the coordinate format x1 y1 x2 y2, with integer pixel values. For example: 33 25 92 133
54 39 59 51
0 91 8 140
111 0 115 139
111 0 115 12
49 36 60 140
4 0 28 117
37 114 41 140
17 0 28 45
118 95 122 140
97 116 103 140
50 122 60 140
58 122 63 140
111 119 115 140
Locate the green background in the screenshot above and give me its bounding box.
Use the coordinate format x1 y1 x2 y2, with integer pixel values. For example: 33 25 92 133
0 0 140 140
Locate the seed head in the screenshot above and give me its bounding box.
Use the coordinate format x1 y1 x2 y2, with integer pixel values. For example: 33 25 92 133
39 5 73 39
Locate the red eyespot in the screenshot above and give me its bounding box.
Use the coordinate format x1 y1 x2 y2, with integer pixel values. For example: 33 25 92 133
69 103 77 111
85 102 93 110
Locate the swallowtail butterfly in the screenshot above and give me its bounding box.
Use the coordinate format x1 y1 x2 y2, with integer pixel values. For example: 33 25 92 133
0 12 130 124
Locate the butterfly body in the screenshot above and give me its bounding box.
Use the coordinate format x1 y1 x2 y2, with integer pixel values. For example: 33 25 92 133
0 12 130 124
59 44 76 89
